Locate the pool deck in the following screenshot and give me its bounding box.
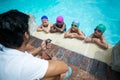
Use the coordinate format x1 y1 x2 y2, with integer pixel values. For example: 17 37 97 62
25 33 120 80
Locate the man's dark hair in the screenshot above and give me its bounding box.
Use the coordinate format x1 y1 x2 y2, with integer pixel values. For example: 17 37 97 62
0 10 30 48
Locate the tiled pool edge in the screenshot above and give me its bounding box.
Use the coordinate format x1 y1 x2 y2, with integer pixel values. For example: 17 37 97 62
29 36 120 80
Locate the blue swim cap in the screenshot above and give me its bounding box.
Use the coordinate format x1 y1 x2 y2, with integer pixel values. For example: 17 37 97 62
41 15 48 20
72 20 80 28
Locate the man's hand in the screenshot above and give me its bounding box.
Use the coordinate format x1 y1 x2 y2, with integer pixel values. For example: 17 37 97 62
40 40 47 50
41 39 52 50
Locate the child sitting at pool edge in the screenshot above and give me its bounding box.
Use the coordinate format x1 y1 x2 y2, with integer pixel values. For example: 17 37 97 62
84 24 108 49
64 20 85 40
50 16 66 33
37 15 52 33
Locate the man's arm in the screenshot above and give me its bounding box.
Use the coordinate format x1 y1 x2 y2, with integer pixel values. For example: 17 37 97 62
30 47 42 56
29 40 47 56
44 58 68 78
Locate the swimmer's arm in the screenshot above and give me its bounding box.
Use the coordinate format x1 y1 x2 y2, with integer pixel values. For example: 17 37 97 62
65 28 71 34
44 23 53 33
61 24 66 32
64 28 72 38
49 23 53 28
89 34 94 38
84 34 94 42
76 30 85 40
37 25 43 32
56 24 66 32
55 25 63 32
75 35 85 40
78 29 83 35
42 27 49 33
94 37 108 49
50 25 57 33
46 24 53 33
43 58 68 78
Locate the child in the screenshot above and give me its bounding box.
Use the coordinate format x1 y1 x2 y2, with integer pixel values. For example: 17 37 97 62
85 24 108 49
64 20 85 40
37 15 52 33
50 16 66 33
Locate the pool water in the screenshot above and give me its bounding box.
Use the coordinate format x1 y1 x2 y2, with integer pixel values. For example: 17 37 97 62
0 0 120 45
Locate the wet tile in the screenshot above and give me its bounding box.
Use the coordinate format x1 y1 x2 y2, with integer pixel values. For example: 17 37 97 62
55 48 66 60
88 59 99 75
79 56 91 71
48 44 61 56
63 51 84 67
95 62 107 79
31 37 42 48
60 49 72 63
74 67 95 80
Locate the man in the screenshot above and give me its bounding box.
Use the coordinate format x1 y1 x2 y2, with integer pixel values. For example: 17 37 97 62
0 10 72 80
50 16 66 33
64 20 85 40
85 24 108 49
37 15 52 33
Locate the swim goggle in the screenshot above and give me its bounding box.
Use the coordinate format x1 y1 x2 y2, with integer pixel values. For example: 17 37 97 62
94 28 103 33
71 24 78 28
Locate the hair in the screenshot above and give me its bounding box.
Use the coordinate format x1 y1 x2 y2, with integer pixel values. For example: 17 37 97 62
0 10 30 48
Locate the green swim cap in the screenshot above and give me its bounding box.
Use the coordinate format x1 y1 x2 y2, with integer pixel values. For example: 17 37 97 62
96 24 106 33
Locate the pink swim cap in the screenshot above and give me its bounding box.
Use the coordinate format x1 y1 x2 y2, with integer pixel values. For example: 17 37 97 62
56 16 64 23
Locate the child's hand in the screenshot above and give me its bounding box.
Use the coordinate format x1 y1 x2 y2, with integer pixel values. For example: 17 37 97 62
37 27 43 32
84 38 91 42
92 38 100 43
72 33 78 37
